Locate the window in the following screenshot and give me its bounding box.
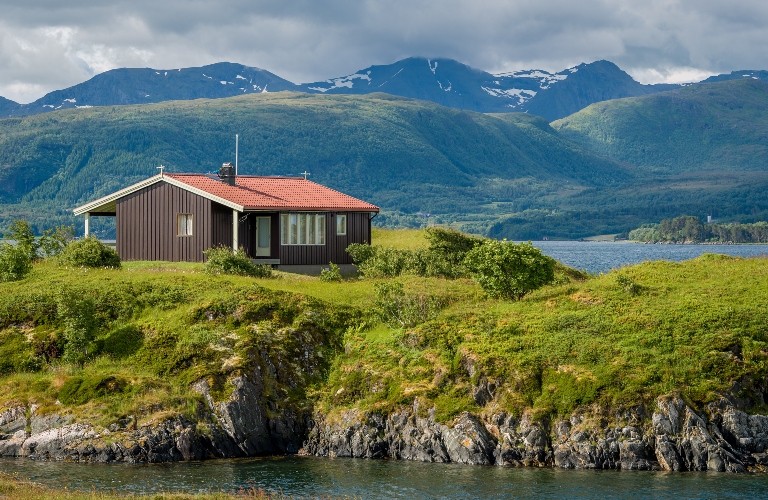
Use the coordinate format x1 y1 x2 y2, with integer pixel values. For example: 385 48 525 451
336 214 347 236
280 213 325 245
178 214 193 236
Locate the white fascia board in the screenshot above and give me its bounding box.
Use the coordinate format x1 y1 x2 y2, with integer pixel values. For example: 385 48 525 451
163 176 243 212
73 175 164 215
73 174 244 215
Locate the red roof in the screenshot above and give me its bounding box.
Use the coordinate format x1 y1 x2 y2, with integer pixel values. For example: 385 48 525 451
165 173 379 212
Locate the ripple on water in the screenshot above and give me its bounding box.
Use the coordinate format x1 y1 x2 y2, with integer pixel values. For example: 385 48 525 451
2 456 768 499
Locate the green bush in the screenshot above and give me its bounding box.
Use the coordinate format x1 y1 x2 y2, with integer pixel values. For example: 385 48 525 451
0 243 33 282
57 288 98 365
203 245 272 277
3 218 38 260
0 332 40 374
320 262 343 282
373 281 443 329
58 375 124 405
59 237 121 268
38 225 75 257
464 240 555 300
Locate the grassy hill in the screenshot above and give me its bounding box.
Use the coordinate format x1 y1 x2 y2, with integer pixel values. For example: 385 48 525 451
1 230 767 456
551 79 768 173
0 92 627 234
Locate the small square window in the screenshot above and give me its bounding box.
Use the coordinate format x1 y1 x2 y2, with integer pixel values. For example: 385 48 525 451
178 214 193 236
336 214 347 236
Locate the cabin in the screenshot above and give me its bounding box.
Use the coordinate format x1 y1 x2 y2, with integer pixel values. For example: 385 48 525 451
73 164 379 273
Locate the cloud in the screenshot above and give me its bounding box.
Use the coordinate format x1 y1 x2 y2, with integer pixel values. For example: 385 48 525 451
1 0 767 102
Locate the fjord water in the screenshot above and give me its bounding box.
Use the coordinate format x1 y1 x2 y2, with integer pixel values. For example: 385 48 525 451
527 241 768 274
3 456 768 499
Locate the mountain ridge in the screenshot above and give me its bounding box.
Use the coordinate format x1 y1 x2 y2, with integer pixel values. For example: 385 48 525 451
5 57 766 121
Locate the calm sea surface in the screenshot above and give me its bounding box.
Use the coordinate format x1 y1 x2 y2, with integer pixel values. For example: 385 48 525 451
525 241 768 274
2 456 768 499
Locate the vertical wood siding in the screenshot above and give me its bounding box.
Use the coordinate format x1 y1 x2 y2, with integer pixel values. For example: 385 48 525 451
279 211 371 265
116 182 212 262
113 182 371 264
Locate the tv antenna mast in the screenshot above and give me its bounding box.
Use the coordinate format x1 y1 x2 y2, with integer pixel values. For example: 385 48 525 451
157 165 165 176
235 134 239 175
301 171 311 180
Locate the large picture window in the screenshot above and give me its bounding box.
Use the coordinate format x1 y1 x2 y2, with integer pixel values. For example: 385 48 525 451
336 214 347 236
178 214 193 236
281 213 325 245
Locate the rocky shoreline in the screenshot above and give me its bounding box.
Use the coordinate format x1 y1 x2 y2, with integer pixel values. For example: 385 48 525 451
3 384 768 472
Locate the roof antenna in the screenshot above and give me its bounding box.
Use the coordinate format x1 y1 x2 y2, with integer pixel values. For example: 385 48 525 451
235 134 238 176
157 165 165 176
301 171 310 180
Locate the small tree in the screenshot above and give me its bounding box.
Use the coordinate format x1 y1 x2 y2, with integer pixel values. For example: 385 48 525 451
464 240 555 300
39 225 75 258
57 288 97 365
4 218 38 260
59 237 121 268
0 242 33 282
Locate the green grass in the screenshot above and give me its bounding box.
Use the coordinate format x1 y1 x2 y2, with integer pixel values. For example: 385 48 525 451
0 471 303 499
1 244 767 435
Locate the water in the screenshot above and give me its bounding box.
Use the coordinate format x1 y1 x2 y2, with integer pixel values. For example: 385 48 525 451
525 241 768 275
2 456 767 499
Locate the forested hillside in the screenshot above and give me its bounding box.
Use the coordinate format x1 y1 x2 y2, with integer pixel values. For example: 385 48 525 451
0 92 625 234
551 79 768 173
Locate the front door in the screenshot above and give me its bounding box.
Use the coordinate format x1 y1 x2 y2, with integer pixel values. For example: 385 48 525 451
255 217 271 257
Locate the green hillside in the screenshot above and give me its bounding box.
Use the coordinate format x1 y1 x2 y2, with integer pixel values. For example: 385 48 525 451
551 79 768 173
0 92 627 234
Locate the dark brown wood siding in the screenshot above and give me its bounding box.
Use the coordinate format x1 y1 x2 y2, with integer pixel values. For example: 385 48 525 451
115 182 213 262
279 211 371 265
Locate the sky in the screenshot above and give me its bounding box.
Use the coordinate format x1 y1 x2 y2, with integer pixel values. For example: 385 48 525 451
2 0 768 103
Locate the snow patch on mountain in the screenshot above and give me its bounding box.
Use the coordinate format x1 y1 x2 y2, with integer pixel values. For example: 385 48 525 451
63 99 76 103
438 80 452 92
428 60 438 74
493 69 569 89
236 75 246 80
308 72 372 92
481 87 537 107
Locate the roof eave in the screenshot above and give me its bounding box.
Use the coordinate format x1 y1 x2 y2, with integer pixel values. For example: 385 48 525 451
73 174 245 215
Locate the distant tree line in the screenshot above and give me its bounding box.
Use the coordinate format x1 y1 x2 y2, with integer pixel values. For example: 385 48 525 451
628 216 768 243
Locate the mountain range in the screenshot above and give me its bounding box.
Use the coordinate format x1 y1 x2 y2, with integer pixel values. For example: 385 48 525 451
4 57 768 122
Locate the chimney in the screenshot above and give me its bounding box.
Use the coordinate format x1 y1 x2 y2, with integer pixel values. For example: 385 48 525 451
217 162 236 186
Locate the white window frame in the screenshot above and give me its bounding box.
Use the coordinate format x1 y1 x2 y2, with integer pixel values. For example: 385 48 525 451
280 212 326 245
336 214 347 236
178 213 193 237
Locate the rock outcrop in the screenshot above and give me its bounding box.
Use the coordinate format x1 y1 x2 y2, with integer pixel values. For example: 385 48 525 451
300 394 768 472
3 384 768 472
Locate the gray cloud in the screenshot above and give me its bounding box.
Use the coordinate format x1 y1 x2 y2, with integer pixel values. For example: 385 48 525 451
1 0 767 102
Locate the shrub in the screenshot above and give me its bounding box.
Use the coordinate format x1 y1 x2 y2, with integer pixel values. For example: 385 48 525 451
348 228 480 279
0 242 33 282
320 262 343 282
39 225 75 257
373 280 443 329
0 332 40 374
3 218 38 260
464 240 555 300
57 288 98 365
59 237 121 268
424 227 482 265
203 245 272 277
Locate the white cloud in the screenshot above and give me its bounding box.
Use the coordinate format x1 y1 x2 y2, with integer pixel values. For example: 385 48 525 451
1 0 768 102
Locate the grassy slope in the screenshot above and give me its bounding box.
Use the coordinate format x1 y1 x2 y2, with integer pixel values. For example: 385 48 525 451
551 79 768 173
2 230 767 438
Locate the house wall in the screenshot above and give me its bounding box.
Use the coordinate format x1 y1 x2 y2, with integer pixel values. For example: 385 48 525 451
114 181 372 264
279 211 371 265
116 182 212 262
